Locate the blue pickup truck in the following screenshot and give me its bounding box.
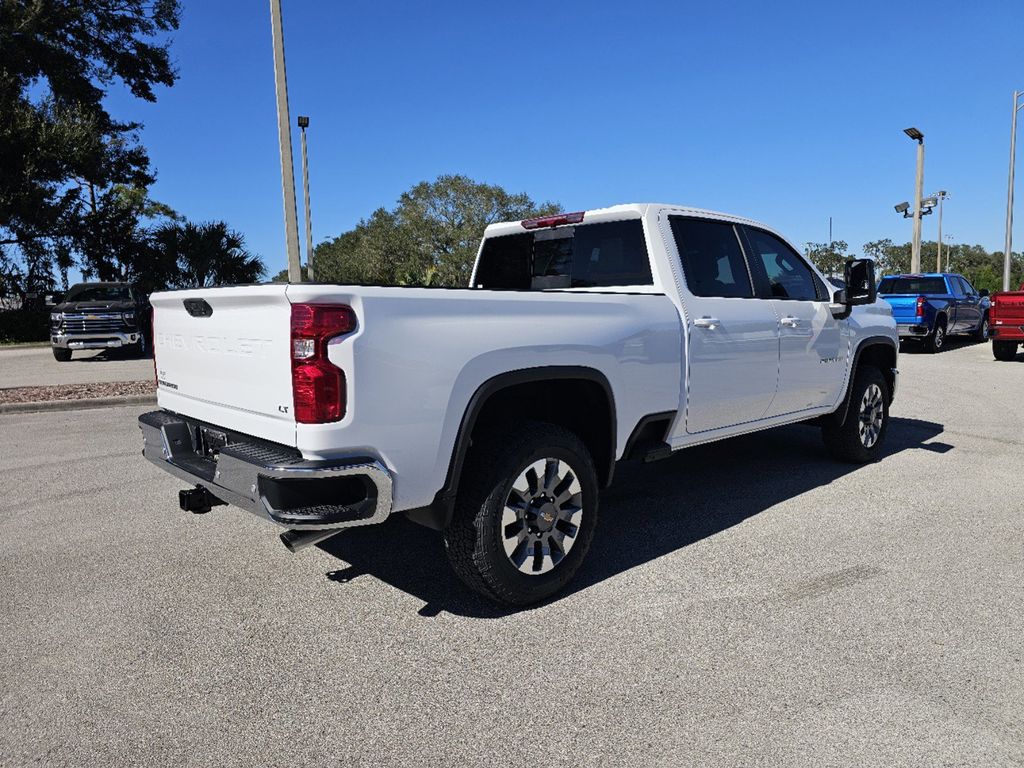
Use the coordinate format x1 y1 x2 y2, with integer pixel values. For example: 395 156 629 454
877 273 990 353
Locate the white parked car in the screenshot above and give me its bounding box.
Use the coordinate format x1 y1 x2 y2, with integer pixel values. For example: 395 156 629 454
139 204 897 605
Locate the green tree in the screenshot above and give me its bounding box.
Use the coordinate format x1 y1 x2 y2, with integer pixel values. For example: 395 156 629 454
315 175 560 287
804 240 850 278
0 0 180 295
862 239 910 277
148 222 265 291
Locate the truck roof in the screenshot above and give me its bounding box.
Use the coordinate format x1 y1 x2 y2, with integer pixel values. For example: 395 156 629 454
482 203 775 239
882 273 957 279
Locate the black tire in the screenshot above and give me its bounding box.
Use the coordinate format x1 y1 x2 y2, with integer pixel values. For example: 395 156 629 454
444 421 599 606
993 340 1019 361
132 336 147 358
822 366 890 464
52 347 72 362
924 318 946 354
973 312 990 342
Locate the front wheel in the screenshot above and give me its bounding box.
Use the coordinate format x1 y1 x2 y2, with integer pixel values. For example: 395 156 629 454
821 366 890 463
52 347 72 362
444 421 598 606
993 340 1019 361
973 313 990 342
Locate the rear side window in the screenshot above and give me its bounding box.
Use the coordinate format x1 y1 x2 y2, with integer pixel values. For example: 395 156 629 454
669 217 753 298
878 277 948 295
745 229 822 301
474 220 653 290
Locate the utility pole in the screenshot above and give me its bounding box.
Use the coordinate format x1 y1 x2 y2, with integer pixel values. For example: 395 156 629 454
904 128 925 274
935 190 948 272
270 0 302 282
1004 90 1023 291
298 115 314 281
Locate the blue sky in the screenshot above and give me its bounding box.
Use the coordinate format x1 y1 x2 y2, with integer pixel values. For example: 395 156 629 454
105 0 1024 276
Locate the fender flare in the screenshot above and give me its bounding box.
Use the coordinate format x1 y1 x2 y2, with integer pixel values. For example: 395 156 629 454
832 335 899 425
405 366 616 531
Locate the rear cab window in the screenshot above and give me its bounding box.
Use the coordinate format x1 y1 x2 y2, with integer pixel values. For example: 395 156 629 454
878 277 948 295
473 219 653 290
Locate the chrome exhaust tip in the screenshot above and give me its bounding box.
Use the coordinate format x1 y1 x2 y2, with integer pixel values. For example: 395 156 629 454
280 528 343 553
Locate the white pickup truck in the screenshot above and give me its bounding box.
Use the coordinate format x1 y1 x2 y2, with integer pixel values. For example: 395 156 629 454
140 203 898 605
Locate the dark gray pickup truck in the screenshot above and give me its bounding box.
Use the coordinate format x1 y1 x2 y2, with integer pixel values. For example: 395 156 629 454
49 282 151 361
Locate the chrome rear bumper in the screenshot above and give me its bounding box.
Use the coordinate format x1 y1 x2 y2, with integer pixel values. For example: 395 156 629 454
139 410 393 530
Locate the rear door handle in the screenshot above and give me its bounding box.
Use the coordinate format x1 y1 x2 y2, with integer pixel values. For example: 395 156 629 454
780 316 801 328
693 316 720 329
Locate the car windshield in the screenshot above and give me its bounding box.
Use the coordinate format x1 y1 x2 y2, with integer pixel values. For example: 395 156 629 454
878 277 946 295
65 284 132 303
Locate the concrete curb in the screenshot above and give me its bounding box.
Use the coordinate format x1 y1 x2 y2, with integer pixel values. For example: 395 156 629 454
0 393 156 415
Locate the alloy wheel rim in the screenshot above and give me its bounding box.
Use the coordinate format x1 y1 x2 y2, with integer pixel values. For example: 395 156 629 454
935 327 944 347
500 458 583 575
858 383 885 448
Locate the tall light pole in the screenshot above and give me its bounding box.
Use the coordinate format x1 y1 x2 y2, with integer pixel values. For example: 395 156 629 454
904 127 925 274
270 0 302 283
934 190 948 272
297 115 314 281
1004 90 1023 291
944 234 954 271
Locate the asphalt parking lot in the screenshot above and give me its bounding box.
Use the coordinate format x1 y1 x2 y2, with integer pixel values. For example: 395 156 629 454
0 345 153 389
1 339 1021 767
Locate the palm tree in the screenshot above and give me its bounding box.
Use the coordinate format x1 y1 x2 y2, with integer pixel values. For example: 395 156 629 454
149 221 264 289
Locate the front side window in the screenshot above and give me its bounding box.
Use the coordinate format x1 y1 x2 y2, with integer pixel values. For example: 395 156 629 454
474 219 653 290
959 276 978 296
745 229 821 301
669 217 753 298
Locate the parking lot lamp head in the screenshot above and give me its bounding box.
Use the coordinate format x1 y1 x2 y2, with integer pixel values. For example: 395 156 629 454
904 127 924 142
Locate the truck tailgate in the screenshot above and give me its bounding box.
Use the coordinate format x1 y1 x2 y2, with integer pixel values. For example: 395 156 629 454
993 292 1024 323
151 285 296 446
879 294 919 324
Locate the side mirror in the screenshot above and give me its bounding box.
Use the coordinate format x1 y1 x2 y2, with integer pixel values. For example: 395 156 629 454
844 258 876 306
831 259 875 319
979 288 990 297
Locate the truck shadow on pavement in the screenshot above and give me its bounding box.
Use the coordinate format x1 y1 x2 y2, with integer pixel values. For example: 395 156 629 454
319 416 949 618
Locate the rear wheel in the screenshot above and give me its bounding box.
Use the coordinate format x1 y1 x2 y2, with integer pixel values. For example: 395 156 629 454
973 313 990 342
822 366 890 463
52 347 72 362
924 320 946 353
993 340 1019 361
444 421 598 606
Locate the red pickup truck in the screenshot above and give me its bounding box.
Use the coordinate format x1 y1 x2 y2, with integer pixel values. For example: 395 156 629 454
990 283 1024 360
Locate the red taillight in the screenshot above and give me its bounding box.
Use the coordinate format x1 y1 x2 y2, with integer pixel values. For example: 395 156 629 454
521 211 585 229
916 296 926 318
290 303 356 424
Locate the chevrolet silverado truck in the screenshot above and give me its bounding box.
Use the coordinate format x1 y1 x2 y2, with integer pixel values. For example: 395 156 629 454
877 272 990 353
990 282 1024 360
49 282 151 361
138 204 898 605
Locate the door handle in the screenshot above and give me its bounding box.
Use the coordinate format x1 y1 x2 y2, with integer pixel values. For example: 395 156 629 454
693 316 720 329
780 316 801 328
